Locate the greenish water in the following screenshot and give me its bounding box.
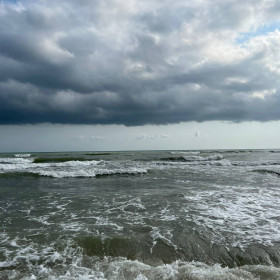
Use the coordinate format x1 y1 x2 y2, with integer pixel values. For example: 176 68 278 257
1 150 280 279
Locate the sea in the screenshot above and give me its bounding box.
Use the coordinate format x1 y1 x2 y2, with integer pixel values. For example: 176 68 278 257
1 150 280 280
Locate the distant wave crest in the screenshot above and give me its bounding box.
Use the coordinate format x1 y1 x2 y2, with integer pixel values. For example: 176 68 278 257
14 154 31 158
183 154 224 161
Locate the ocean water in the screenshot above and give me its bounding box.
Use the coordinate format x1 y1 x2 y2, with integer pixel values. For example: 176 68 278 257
1 150 280 279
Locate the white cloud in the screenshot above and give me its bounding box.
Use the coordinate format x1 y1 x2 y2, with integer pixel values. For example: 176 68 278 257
72 135 85 141
90 136 104 141
135 133 169 140
160 134 169 139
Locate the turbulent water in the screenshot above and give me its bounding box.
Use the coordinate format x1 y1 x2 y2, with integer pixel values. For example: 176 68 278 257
1 150 280 280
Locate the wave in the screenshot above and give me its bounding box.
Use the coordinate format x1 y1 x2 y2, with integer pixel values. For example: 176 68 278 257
74 234 280 269
14 154 31 158
0 167 147 178
0 158 100 171
2 231 280 279
232 161 280 167
33 157 89 163
2 260 280 280
181 160 280 167
0 158 32 164
217 150 252 153
159 157 186 162
252 169 280 176
160 154 224 162
41 168 147 178
183 154 224 161
95 168 147 177
2 242 280 280
46 160 100 167
2 230 280 279
85 152 112 156
87 260 280 280
170 151 200 155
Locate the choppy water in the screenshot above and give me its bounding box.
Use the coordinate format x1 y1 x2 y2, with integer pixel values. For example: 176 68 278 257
1 150 280 279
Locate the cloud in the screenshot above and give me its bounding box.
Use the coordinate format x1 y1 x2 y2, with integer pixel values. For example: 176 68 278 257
90 136 104 141
71 135 85 141
1 0 280 125
135 134 148 141
135 133 170 140
159 134 170 139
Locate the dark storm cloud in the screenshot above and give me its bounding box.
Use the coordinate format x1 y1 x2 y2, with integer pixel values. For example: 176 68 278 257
1 0 280 125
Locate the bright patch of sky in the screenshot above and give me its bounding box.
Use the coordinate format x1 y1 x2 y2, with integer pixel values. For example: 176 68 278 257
1 121 280 152
236 21 280 44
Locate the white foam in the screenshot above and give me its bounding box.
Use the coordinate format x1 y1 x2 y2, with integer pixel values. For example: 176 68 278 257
96 167 147 176
160 207 177 221
51 160 100 167
0 157 154 178
29 216 52 226
234 160 280 166
1 233 280 280
171 151 200 155
181 159 231 166
0 261 15 269
150 227 177 252
114 197 146 211
59 221 83 232
183 154 224 161
94 216 124 231
183 183 280 247
38 170 97 178
0 159 100 174
0 157 33 164
209 159 232 166
36 167 147 178
10 238 20 247
76 259 280 280
14 154 31 158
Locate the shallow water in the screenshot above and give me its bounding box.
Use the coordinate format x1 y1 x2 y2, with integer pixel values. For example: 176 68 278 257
1 150 280 279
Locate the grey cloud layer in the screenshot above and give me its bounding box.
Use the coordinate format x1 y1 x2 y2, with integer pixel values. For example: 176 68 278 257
1 0 280 125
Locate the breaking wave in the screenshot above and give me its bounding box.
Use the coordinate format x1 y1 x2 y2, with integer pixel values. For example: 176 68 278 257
38 167 148 178
183 154 224 161
33 157 89 163
0 168 147 178
0 157 32 164
170 151 200 155
252 169 280 176
231 161 280 167
160 154 223 162
14 153 31 158
1 235 280 280
2 151 280 180
2 149 280 279
2 259 280 280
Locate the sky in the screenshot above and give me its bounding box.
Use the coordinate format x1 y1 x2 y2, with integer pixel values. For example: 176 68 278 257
1 0 280 152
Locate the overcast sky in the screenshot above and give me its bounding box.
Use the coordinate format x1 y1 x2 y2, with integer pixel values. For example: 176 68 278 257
1 0 280 152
